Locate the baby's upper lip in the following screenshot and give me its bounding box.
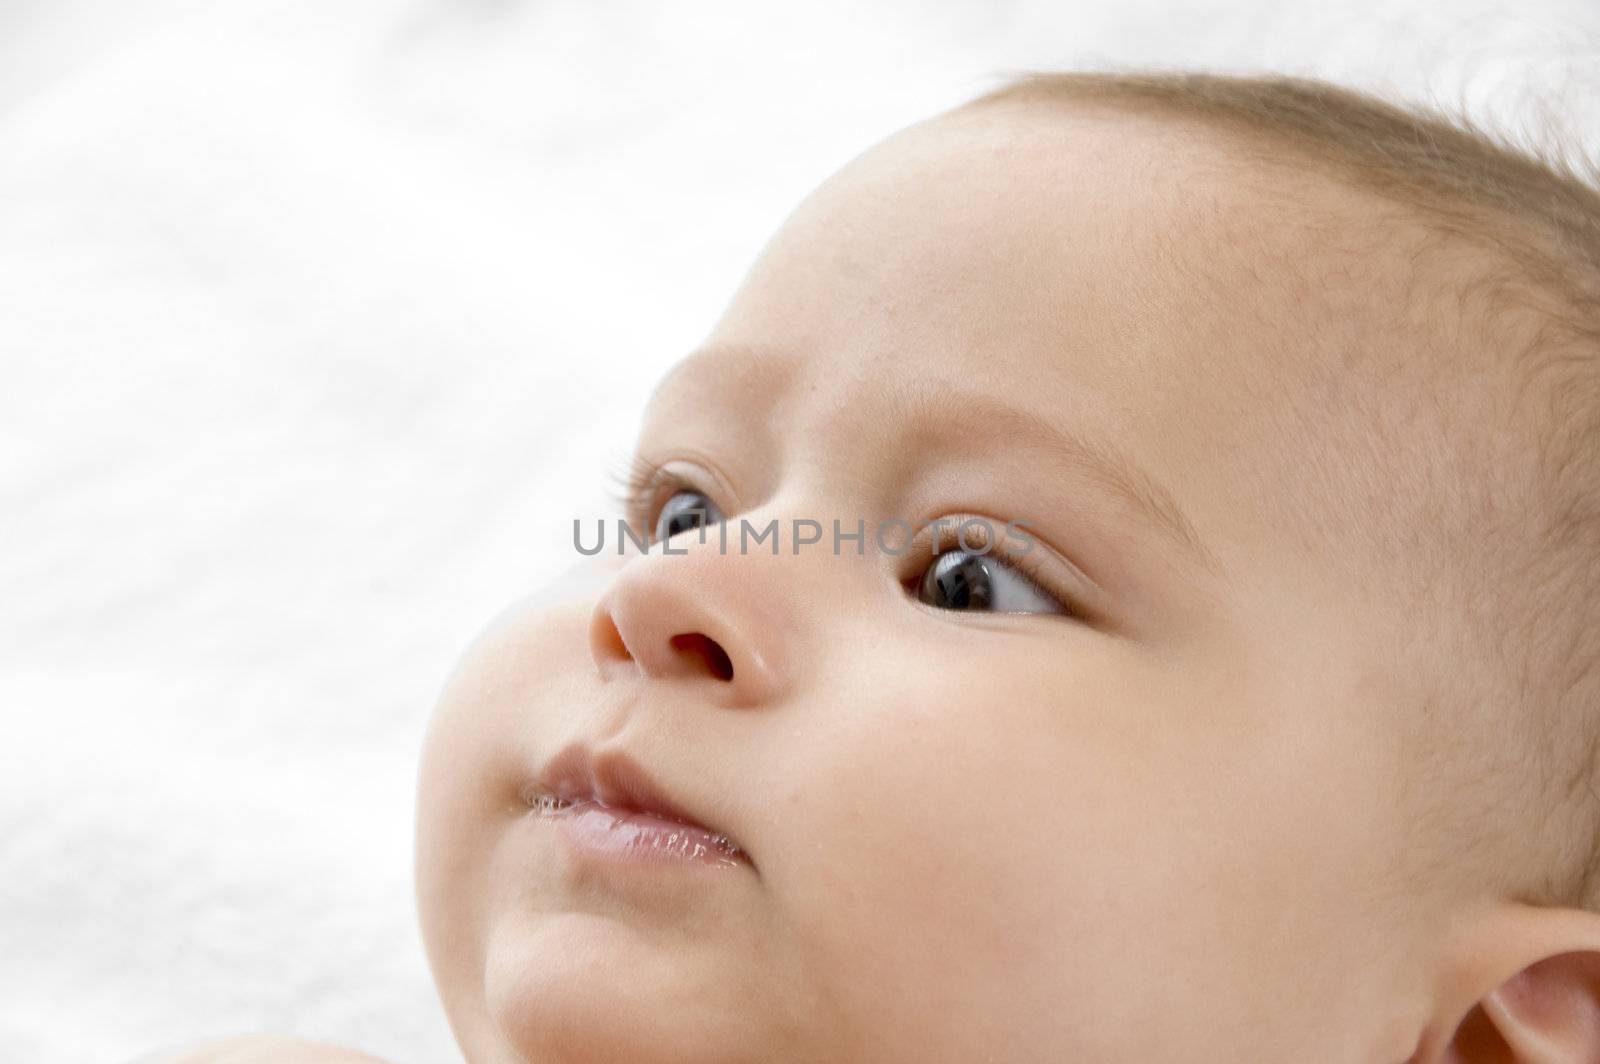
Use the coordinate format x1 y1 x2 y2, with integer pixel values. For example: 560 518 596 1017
535 742 749 859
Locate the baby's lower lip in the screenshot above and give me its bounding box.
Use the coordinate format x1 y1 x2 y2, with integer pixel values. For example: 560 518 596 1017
543 799 748 869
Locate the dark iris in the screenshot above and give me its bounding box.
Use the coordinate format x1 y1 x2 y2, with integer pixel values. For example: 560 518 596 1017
918 550 995 611
655 490 724 544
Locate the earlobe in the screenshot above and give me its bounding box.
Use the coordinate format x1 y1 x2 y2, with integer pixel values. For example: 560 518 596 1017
1428 904 1600 1064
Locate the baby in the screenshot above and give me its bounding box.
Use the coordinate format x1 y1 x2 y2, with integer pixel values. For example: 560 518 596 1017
163 71 1600 1062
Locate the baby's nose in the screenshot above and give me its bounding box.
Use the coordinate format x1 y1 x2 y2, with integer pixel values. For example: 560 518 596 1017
585 545 790 708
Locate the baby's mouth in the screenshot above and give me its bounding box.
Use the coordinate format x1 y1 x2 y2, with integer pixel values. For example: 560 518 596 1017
523 743 751 868
526 792 748 867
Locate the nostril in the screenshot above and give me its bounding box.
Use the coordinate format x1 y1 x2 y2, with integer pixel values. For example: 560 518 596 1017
669 633 735 682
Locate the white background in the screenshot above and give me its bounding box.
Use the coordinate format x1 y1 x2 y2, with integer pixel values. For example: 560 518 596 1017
2 2 1597 1061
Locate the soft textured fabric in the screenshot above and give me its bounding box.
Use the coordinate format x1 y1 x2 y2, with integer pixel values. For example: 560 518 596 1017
122 1047 199 1064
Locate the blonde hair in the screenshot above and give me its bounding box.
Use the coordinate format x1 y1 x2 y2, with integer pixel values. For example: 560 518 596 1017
963 70 1600 910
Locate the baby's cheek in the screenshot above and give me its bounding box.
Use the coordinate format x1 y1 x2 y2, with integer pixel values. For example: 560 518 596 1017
762 631 1367 1063
759 653 1180 1060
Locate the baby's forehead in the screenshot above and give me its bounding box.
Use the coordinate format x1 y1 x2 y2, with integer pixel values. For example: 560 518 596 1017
738 101 1456 390
710 107 1447 408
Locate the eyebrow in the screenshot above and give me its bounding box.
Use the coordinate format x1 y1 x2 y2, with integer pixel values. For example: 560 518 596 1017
882 378 1225 578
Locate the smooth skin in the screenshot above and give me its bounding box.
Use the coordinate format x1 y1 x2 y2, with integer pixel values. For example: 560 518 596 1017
174 100 1600 1062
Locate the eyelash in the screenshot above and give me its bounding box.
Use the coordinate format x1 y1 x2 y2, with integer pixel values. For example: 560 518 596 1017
604 454 1082 619
605 454 698 536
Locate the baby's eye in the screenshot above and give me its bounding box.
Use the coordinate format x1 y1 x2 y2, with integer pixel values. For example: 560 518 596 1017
654 489 725 544
915 548 1066 615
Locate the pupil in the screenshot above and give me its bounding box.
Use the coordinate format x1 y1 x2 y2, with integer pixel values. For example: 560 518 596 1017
656 491 721 543
921 550 993 611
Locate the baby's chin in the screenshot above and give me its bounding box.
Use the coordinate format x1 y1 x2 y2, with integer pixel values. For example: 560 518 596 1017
478 906 784 1064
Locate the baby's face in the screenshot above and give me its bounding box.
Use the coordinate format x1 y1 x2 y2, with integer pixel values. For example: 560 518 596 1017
418 105 1463 1062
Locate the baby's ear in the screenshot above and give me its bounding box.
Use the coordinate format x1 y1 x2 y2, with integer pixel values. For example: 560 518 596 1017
1433 905 1600 1063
